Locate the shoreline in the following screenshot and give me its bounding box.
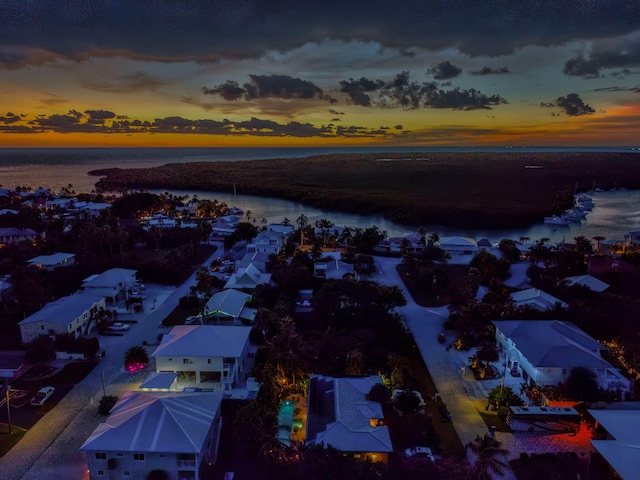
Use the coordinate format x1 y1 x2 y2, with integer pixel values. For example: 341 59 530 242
91 151 640 230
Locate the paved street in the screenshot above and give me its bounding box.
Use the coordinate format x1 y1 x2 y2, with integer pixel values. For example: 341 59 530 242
0 250 222 480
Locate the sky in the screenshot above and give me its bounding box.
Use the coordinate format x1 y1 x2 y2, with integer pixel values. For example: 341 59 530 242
1 0 640 148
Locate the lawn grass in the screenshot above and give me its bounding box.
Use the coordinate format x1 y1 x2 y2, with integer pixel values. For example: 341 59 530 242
472 399 511 433
0 424 27 458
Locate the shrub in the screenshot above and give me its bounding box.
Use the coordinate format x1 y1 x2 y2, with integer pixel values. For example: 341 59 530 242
98 395 119 415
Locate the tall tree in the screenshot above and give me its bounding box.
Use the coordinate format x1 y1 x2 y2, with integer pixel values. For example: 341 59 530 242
465 434 509 480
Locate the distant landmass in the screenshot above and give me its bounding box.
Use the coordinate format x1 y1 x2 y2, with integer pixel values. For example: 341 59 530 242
91 151 640 229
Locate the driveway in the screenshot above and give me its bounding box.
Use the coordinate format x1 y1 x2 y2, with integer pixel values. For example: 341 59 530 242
0 250 222 480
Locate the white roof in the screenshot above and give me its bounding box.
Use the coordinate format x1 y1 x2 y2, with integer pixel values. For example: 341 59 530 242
565 275 609 292
224 264 271 289
27 252 75 266
510 288 568 310
494 320 611 369
307 375 393 454
83 268 137 288
152 325 251 358
205 289 251 318
81 391 223 453
19 292 104 326
589 409 640 480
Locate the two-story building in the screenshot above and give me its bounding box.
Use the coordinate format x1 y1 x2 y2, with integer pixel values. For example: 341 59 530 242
18 291 106 343
82 268 138 302
81 391 223 480
152 325 252 390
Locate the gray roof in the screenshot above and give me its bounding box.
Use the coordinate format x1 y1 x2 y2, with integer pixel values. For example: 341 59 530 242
589 409 640 480
81 391 223 453
139 372 178 390
510 288 568 310
83 268 137 288
307 375 393 454
564 275 609 292
27 252 75 266
494 320 611 368
19 292 105 326
152 325 251 358
205 289 251 318
223 265 271 289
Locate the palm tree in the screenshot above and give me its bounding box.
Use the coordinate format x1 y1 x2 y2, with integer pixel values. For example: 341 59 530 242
465 434 509 480
592 235 605 252
296 213 308 245
428 231 440 247
318 218 334 247
124 346 149 371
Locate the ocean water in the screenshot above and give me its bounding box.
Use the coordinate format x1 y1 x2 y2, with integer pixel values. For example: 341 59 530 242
1 147 639 243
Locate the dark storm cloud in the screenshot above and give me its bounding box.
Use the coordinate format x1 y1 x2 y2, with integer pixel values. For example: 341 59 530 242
427 61 462 80
469 66 510 76
563 32 640 78
540 93 595 116
0 112 21 124
202 75 335 102
339 71 507 110
3 1 639 68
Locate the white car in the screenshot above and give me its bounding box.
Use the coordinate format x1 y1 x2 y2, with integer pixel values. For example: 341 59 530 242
404 446 435 461
108 322 130 331
31 386 55 406
393 389 426 406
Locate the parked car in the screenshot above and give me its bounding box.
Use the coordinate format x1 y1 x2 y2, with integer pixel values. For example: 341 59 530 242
185 315 203 325
30 386 55 406
404 446 435 461
108 322 130 331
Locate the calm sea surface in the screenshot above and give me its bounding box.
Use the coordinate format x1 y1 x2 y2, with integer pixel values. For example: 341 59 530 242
1 147 639 243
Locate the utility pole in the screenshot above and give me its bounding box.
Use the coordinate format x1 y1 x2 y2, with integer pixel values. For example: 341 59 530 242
4 379 11 435
102 370 106 398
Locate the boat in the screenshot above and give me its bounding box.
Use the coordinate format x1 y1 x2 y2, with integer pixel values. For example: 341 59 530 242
228 207 244 216
544 215 570 225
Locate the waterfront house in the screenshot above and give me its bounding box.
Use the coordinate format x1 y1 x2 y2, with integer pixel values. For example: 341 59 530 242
494 320 631 393
439 236 479 255
564 274 609 292
18 291 106 343
314 258 356 280
204 289 257 324
27 252 76 271
306 375 393 464
81 391 223 480
152 325 252 390
81 267 138 302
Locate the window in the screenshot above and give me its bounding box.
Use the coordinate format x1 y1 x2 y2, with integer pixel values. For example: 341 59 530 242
134 453 145 461
97 470 104 476
124 471 130 477
207 358 212 364
183 358 193 364
116 453 123 457
95 452 106 460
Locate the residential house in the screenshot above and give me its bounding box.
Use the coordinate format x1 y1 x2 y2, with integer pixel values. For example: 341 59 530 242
564 275 609 292
0 351 30 382
27 252 76 271
494 320 631 392
439 236 479 255
203 289 257 325
18 292 106 343
0 227 38 246
247 229 286 255
510 288 568 311
210 216 239 238
223 264 271 291
306 375 393 464
0 275 12 304
81 391 223 480
236 251 270 272
81 267 138 302
0 209 18 216
588 409 640 480
152 325 252 390
314 258 356 280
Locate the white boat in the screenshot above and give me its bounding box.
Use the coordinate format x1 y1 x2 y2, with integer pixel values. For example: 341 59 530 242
544 215 570 225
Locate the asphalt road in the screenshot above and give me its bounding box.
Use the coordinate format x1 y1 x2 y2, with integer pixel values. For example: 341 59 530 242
0 249 223 480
